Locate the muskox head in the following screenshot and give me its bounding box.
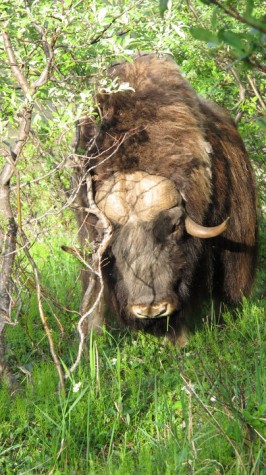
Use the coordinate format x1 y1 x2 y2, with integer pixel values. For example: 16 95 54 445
95 171 227 324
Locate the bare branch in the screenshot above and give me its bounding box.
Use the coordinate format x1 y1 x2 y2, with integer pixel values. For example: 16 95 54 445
229 67 246 109
0 16 57 376
11 157 67 190
25 130 139 227
206 0 266 34
20 230 65 392
90 0 145 45
24 0 56 90
0 107 33 187
67 173 112 376
247 75 266 110
180 372 245 471
2 30 31 95
228 66 246 123
61 245 96 275
62 124 143 374
186 0 200 21
0 219 17 330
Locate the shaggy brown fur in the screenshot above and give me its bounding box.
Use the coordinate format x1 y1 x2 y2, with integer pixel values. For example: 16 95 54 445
76 54 257 343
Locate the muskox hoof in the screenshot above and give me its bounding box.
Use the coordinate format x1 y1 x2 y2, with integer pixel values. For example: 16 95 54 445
163 324 189 347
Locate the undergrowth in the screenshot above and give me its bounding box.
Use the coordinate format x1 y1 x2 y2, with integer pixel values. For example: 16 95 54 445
0 234 265 474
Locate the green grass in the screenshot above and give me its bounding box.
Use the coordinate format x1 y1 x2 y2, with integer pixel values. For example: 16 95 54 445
0 237 265 474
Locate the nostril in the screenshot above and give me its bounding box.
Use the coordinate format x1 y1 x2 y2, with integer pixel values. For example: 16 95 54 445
132 305 149 318
135 308 146 317
131 302 173 318
157 304 168 316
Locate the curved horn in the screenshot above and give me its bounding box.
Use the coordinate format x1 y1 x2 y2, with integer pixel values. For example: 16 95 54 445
185 216 229 238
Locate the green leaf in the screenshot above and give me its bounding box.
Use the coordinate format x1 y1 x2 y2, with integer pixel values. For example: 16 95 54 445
159 0 169 17
211 7 219 30
190 27 219 44
257 115 266 131
245 0 254 17
218 30 246 51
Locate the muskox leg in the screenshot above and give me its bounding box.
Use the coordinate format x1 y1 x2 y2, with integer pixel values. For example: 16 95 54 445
212 229 258 307
168 322 189 347
222 246 257 305
151 310 190 347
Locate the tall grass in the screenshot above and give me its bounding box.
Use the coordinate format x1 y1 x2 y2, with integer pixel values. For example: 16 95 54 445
0 235 265 474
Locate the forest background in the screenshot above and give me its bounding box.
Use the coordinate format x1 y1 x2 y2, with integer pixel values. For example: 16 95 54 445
0 0 265 474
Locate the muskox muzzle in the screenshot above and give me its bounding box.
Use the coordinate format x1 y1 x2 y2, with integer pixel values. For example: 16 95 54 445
130 301 176 319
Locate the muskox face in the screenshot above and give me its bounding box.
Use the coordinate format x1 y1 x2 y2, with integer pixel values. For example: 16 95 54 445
108 206 187 321
95 171 228 325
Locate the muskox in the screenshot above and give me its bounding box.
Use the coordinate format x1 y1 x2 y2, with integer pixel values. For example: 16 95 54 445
74 54 257 345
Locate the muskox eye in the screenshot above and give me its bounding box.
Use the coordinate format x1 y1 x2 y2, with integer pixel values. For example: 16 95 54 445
168 213 184 239
170 222 181 237
170 224 178 234
154 207 183 241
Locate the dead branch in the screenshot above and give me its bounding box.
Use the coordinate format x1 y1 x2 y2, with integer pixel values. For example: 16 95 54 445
205 0 266 35
180 372 245 471
247 76 266 110
20 230 65 392
26 170 85 224
0 20 56 377
89 0 145 45
0 218 17 333
67 173 112 376
186 0 200 21
228 66 246 123
11 157 67 190
1 30 31 96
0 103 32 333
84 128 145 176
63 124 142 375
24 0 56 91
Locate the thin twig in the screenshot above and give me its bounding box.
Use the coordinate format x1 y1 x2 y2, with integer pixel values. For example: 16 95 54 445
20 230 65 392
247 76 266 110
64 125 141 374
206 0 266 34
228 66 246 123
90 0 145 45
180 372 245 471
11 157 67 190
67 173 112 376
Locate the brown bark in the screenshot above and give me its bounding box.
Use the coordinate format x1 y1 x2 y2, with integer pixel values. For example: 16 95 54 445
0 25 55 377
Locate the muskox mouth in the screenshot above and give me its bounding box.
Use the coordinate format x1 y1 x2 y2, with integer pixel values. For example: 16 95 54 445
129 302 176 319
133 314 167 320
